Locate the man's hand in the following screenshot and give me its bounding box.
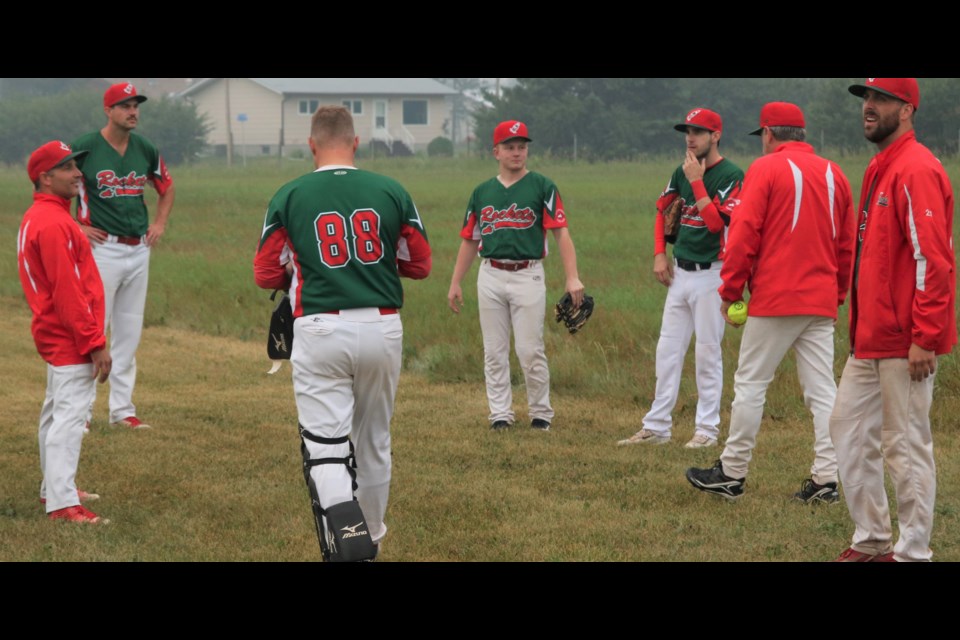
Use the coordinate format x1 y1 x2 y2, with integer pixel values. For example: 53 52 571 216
79 224 108 245
683 150 706 183
653 253 674 287
565 277 585 309
908 343 937 382
90 347 112 384
146 221 166 247
720 299 742 328
447 284 464 314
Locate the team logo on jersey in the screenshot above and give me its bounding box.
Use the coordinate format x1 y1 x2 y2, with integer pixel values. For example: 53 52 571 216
96 170 148 199
877 192 889 207
479 204 537 235
680 203 707 228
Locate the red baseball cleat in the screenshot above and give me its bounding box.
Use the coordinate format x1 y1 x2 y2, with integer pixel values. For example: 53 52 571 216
833 547 896 562
48 505 109 524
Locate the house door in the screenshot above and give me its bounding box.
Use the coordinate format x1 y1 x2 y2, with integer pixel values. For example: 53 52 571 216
373 100 387 133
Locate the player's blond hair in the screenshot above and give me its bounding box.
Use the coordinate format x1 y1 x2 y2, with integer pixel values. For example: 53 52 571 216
311 106 356 147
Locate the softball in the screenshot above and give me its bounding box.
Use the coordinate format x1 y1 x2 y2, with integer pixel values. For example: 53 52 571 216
727 300 748 325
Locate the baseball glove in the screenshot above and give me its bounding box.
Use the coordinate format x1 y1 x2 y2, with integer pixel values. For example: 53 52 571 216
266 289 293 374
555 292 595 335
662 197 684 244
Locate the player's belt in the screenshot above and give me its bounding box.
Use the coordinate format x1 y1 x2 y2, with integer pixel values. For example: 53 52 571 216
676 258 713 271
115 235 142 246
489 259 531 272
321 308 398 315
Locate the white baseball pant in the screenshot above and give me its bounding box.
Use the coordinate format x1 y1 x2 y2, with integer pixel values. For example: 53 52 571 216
720 315 839 484
38 363 95 512
477 260 553 425
292 308 403 544
642 262 725 439
89 238 150 424
830 356 937 562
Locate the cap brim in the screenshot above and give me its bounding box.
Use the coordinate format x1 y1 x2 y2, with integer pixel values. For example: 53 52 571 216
848 84 904 103
674 124 715 133
109 95 148 107
496 136 532 144
52 150 89 169
748 127 763 136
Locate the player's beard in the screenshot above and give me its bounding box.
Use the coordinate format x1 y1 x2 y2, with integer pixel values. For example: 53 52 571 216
864 109 899 144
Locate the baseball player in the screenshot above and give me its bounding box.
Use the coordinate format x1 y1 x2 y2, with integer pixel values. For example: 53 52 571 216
18 140 112 524
618 108 743 448
686 102 856 502
831 79 955 562
447 120 584 431
71 82 175 430
254 105 431 561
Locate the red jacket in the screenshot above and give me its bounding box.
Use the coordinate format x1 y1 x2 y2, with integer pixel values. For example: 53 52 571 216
719 142 856 319
850 131 956 358
17 193 106 366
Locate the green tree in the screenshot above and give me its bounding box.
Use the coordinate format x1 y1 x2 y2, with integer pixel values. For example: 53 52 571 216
0 90 210 166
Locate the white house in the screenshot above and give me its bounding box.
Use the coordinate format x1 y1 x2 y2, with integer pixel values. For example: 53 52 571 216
177 78 458 157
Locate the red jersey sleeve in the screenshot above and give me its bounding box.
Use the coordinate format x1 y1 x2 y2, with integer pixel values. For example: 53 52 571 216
254 228 293 290
39 224 105 356
898 168 956 351
148 155 174 196
398 221 432 279
718 164 769 302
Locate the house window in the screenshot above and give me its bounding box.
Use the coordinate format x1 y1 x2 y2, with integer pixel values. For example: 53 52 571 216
299 99 320 115
342 99 362 115
402 100 428 125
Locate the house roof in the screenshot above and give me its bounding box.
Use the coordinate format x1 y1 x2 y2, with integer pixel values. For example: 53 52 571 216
178 78 457 98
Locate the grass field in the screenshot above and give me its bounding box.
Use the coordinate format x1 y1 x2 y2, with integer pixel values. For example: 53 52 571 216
1 152 959 562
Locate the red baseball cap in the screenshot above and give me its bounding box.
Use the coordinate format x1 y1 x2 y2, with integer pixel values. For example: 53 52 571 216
674 108 722 133
848 78 919 110
494 120 532 146
749 102 806 135
27 140 88 183
104 82 148 108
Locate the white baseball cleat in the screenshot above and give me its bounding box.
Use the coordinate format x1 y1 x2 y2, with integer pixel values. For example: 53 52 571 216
114 416 151 430
617 429 670 446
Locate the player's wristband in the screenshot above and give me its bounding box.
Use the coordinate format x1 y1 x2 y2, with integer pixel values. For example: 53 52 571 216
691 180 709 203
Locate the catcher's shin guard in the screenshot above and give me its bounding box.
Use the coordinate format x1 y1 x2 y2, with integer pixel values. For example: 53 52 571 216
299 425 378 562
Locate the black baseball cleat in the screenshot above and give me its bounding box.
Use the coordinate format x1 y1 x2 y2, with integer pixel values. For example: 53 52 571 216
531 419 550 431
793 478 840 504
491 420 511 431
686 460 745 500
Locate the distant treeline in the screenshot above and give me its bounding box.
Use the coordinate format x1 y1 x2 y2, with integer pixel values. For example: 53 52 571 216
0 85 210 166
472 78 960 160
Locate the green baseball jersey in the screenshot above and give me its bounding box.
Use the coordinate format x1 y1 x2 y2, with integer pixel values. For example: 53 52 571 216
254 167 431 316
71 131 173 237
459 171 568 260
658 158 743 263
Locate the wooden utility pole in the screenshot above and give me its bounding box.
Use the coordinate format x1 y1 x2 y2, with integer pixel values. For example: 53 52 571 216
225 78 234 166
